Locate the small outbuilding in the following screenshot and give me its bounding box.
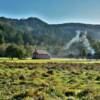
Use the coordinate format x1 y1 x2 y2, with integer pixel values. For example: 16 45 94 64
32 49 51 59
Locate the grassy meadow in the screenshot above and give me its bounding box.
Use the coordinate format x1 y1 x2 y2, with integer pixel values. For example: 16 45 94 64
0 58 100 100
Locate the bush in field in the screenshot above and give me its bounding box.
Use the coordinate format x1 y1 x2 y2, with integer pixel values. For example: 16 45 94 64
5 44 26 59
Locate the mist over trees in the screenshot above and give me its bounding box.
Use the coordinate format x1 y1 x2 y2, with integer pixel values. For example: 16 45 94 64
0 17 100 58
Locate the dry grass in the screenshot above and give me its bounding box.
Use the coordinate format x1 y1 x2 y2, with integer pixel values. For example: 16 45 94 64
0 58 100 100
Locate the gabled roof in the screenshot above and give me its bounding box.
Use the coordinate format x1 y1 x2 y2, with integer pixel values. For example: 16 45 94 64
33 49 49 55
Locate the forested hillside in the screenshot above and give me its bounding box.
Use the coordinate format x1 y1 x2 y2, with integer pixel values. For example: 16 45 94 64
0 17 100 57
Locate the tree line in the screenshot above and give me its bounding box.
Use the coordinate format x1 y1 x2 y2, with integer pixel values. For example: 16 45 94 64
0 22 100 58
0 44 35 59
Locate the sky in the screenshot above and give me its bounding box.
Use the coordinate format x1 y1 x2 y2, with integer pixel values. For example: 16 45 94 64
0 0 100 24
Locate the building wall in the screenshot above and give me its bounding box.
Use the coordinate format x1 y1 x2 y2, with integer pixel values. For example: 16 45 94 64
32 54 50 59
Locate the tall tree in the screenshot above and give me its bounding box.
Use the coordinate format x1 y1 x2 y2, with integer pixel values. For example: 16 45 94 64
0 33 5 44
5 44 25 59
15 33 24 45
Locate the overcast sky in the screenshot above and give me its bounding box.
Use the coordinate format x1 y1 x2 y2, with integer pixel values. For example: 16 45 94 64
0 0 100 24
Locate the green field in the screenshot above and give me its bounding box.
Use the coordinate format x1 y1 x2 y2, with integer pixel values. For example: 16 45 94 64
0 58 100 64
0 58 100 100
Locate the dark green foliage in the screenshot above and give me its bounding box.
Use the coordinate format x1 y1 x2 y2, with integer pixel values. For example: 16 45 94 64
0 33 5 44
0 43 35 58
15 33 24 45
0 17 100 56
5 44 25 59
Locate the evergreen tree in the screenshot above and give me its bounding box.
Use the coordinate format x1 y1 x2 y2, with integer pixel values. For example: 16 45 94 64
15 33 24 45
0 33 5 44
5 44 25 59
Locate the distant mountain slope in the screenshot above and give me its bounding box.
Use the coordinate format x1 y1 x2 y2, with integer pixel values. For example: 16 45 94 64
0 17 100 56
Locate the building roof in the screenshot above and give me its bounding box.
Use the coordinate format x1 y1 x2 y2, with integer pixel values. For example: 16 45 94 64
33 49 50 55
